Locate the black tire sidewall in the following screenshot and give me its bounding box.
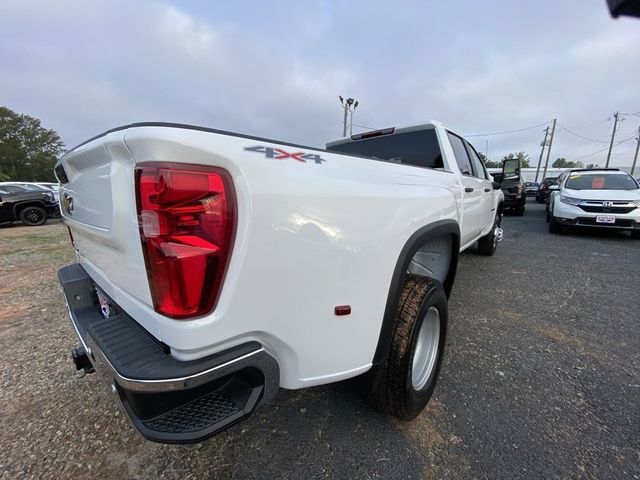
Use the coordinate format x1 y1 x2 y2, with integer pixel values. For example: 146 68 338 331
19 206 46 226
478 214 499 255
403 283 448 414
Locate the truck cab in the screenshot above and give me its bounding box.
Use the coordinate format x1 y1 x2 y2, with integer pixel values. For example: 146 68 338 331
326 122 504 250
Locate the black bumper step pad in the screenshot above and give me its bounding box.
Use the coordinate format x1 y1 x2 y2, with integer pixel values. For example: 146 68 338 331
60 264 281 443
143 391 241 433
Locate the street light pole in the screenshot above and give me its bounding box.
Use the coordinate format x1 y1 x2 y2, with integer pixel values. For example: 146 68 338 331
349 101 359 136
339 96 358 137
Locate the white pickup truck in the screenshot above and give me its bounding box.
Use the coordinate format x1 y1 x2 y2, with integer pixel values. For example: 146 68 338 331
56 121 509 443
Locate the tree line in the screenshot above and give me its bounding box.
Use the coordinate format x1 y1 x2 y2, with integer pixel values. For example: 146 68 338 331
478 151 591 169
0 106 64 182
0 106 603 183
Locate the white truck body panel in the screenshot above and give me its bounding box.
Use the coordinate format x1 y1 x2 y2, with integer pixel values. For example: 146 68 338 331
58 121 502 388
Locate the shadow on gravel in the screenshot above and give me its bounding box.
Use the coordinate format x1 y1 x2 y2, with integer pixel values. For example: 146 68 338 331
144 381 430 479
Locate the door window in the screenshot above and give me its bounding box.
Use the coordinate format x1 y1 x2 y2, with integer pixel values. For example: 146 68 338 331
446 132 474 176
465 142 489 180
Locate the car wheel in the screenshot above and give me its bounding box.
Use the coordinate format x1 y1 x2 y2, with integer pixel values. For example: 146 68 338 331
369 275 447 420
19 206 47 226
545 210 550 223
478 213 501 256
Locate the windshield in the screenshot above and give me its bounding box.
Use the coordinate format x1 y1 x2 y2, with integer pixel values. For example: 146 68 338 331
326 129 444 170
564 173 639 190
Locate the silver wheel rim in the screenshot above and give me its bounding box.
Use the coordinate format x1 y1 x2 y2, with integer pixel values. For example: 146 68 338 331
411 306 440 390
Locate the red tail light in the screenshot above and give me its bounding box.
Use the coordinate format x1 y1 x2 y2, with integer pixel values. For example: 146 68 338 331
517 184 524 194
135 163 236 319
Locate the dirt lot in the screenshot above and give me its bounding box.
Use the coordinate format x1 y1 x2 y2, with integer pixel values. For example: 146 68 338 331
1 202 639 479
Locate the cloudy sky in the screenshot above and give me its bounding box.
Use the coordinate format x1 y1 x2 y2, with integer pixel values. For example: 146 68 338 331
2 0 639 167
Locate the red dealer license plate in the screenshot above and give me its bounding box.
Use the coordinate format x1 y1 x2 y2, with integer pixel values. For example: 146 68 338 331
596 215 616 224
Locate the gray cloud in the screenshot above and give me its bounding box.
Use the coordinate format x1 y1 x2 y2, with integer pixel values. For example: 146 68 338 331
1 0 638 167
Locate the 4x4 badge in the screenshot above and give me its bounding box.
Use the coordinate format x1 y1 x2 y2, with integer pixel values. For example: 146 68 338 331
244 145 326 164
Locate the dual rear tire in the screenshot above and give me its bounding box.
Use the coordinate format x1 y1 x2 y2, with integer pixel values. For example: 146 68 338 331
369 275 447 420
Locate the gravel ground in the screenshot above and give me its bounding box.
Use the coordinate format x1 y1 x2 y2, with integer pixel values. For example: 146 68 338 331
1 201 639 479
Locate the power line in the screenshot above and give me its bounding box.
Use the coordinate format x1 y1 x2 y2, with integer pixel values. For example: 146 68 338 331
556 122 608 143
351 123 379 131
559 118 611 130
465 122 549 137
571 134 636 162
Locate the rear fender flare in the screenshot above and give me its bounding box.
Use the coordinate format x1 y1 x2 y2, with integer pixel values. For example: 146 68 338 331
372 220 460 365
13 200 46 217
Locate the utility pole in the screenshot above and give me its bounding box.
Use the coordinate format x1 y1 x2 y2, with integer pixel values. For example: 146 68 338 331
542 119 556 181
631 125 640 177
534 126 550 183
605 111 620 168
339 96 358 137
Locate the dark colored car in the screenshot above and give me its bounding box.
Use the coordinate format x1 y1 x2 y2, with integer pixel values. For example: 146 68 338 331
0 187 59 226
492 158 526 216
536 177 558 204
524 182 539 196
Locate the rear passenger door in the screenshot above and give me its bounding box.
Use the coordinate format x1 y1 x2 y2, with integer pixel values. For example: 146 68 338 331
464 141 495 228
446 131 485 246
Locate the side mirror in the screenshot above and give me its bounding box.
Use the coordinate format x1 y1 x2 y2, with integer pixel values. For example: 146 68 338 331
548 185 560 191
492 181 502 190
502 158 520 180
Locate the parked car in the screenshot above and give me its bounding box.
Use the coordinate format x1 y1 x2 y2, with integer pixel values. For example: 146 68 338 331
536 177 558 203
0 187 59 226
492 159 525 215
56 121 506 444
0 181 59 202
35 182 60 201
547 168 640 237
524 182 539 196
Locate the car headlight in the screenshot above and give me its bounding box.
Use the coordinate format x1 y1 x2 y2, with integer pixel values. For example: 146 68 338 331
559 195 582 206
633 199 640 207
45 193 55 203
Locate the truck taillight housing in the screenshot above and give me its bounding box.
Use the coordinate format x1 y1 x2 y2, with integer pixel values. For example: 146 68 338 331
135 163 236 319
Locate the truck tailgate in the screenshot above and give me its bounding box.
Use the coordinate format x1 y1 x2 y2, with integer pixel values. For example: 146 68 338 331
56 129 157 335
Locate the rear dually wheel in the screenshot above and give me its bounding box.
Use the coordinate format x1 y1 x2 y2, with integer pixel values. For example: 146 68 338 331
369 275 447 420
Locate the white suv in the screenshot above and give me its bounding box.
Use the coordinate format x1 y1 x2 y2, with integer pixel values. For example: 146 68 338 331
547 169 640 237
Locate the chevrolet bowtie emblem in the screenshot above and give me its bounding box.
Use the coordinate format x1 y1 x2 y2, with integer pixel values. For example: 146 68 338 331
62 192 74 214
